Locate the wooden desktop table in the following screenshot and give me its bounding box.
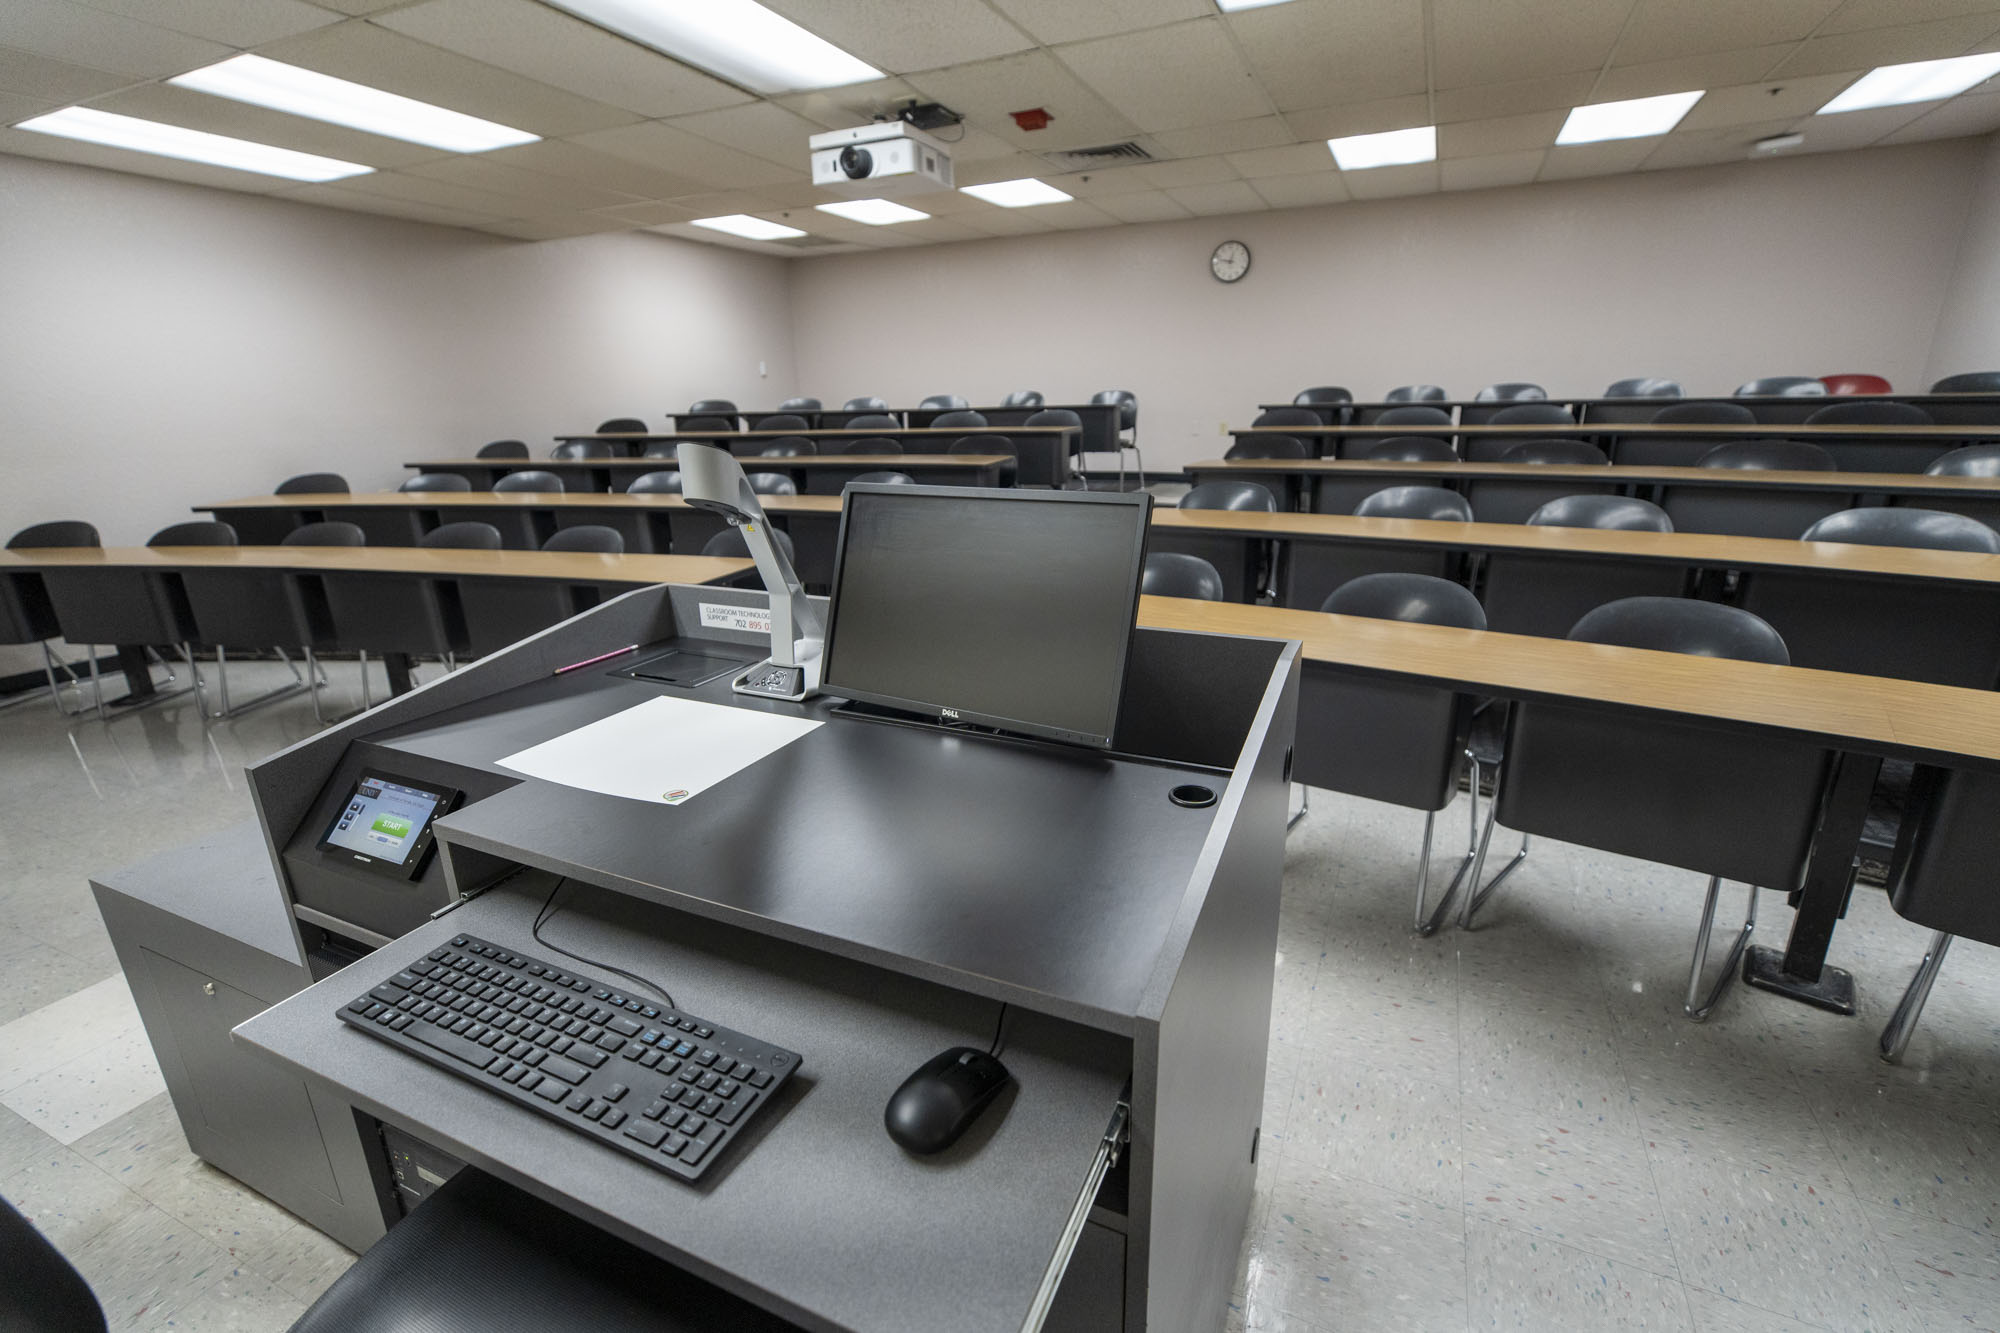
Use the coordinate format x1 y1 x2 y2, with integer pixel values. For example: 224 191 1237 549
407 453 1014 494
1259 391 2000 428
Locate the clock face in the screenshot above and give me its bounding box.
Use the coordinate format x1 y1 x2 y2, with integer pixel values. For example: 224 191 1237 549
1211 240 1251 283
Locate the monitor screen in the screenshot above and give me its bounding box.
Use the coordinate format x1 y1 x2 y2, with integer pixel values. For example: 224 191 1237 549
820 485 1152 747
316 772 457 878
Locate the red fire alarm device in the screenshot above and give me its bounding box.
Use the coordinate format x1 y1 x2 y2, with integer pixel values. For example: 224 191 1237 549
1010 107 1052 132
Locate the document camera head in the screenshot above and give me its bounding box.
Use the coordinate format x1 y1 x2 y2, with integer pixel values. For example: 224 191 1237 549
676 441 763 525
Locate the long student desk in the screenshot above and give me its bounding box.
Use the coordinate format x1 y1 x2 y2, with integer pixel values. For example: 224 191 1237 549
1261 391 2000 427
905 403 1125 458
559 426 1073 485
408 453 1014 494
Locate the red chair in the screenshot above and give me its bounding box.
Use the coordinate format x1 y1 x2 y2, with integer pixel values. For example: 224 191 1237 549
1821 373 1892 395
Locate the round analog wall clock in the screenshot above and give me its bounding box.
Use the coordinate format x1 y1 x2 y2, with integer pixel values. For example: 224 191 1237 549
1210 240 1251 283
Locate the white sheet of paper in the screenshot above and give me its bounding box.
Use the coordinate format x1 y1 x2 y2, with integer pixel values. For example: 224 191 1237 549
497 695 822 806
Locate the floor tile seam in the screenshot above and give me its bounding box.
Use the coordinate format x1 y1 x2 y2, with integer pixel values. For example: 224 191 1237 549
1788 1056 1898 1209
0 1146 152 1257
1464 1209 1690 1291
1681 1285 1839 1331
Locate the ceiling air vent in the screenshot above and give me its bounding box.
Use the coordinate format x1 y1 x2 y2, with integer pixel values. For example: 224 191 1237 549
1040 141 1154 170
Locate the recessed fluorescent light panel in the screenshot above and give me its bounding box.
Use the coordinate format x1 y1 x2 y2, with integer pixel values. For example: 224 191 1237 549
1818 53 2000 114
691 214 807 240
14 107 372 182
815 198 929 225
1215 0 1303 10
959 178 1072 207
1326 125 1435 170
1557 90 1703 144
170 54 536 153
543 0 880 94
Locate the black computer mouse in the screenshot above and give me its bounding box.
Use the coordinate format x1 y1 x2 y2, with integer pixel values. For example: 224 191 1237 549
884 1046 1011 1154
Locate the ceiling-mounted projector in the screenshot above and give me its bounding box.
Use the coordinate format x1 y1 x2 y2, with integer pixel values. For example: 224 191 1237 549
809 122 953 198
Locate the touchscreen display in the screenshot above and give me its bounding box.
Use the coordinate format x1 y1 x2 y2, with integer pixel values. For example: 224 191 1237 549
320 775 448 869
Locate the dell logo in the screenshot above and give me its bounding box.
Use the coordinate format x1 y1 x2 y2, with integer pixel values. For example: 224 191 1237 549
941 707 959 720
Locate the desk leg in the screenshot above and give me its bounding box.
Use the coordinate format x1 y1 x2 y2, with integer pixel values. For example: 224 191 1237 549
1743 751 1879 1015
383 652 415 697
115 645 157 703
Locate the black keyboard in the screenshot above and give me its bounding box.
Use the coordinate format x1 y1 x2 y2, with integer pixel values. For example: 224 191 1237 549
337 933 799 1183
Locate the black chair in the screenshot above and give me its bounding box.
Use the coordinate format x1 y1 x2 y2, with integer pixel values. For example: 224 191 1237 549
149 520 237 546
626 470 683 494
493 471 565 493
401 472 473 492
3 522 100 715
747 473 797 496
947 435 1013 485
1698 439 1836 471
1293 386 1351 406
36 520 209 718
282 522 364 547
1801 506 2000 552
758 437 818 457
1373 405 1454 445
1156 482 1277 602
169 516 332 717
1478 466 1686 632
422 522 503 549
846 413 900 431
1604 377 1681 398
0 1193 108 1332
1366 436 1457 462
1471 403 1576 458
1802 400 1937 472
277 473 348 495
932 409 988 429
1736 376 1826 397
843 436 902 455
1385 384 1449 403
847 471 915 485
1473 382 1546 401
1500 439 1606 465
1140 552 1226 600
1656 401 1757 425
597 418 648 435
477 440 530 459
1299 573 1489 931
541 526 620 554
1466 598 1831 1018
1355 486 1472 522
1226 434 1307 460
1181 481 1276 511
1930 372 2000 393
301 519 457 702
1657 440 1844 538
1091 388 1144 490
1000 390 1043 408
701 525 797 592
1469 438 1614 519
1312 437 1457 514
1253 407 1323 429
779 396 821 413
1024 409 1084 482
1620 399 1760 465
842 396 889 411
689 399 737 416
679 415 735 432
1285 486 1471 607
1927 444 2000 476
1526 495 1671 531
752 413 809 431
551 440 612 460
641 441 681 459
920 394 969 411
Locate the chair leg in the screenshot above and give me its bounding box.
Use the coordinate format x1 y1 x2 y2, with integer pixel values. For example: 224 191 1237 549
1685 877 1757 1021
1460 770 1531 931
1879 930 1953 1062
1287 784 1309 831
1415 753 1483 937
359 650 373 712
206 645 312 719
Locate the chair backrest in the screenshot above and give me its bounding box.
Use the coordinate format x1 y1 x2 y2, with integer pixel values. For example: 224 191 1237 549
747 472 797 496
920 394 969 410
1931 371 2000 394
752 413 810 431
1697 439 1837 471
1225 434 1306 460
847 471 915 485
281 521 365 546
626 470 684 494
1322 572 1486 629
1803 400 1932 428
641 442 680 459
1474 382 1546 402
1926 444 2000 477
1568 597 1788 664
702 526 796 561
1488 402 1575 426
1024 408 1081 430
401 472 473 492
148 520 237 546
688 399 737 415
1141 552 1226 601
1604 377 1681 398
0 1195 107 1332
1501 439 1607 465
550 440 611 460
596 417 647 434
947 436 1003 456
1293 386 1351 405
1353 485 1474 521
848 437 904 454
421 521 503 549
1385 384 1449 402
679 415 734 432
1000 390 1043 408
1364 435 1458 462
1652 400 1757 425
758 437 818 457
276 472 348 495
493 470 564 493
1253 407 1322 429
1180 481 1277 512
779 396 821 412
933 409 988 429
846 413 900 430
1376 405 1453 427
1820 373 1892 395
843 396 888 411
1090 389 1137 430
1735 376 1825 397
1802 507 2000 553
543 525 623 554
1527 494 1673 531
477 439 530 459
9 520 100 548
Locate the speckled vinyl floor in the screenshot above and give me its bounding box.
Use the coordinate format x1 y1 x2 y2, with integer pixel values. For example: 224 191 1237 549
1 660 1995 1330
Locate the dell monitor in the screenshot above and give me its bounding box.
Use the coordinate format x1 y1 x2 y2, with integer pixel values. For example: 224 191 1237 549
820 484 1153 748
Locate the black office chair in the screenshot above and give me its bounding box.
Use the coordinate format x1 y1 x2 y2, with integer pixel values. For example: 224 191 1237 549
1466 598 1830 1019
543 526 623 554
0 1193 108 1332
493 471 565 493
1620 399 1761 465
1478 472 1686 632
1800 506 2000 552
920 394 969 411
1253 407 1323 429
688 399 737 416
301 520 457 703
1157 482 1278 602
1930 372 2000 393
1226 434 1307 460
777 396 821 413
842 396 889 411
626 470 684 494
1365 437 1458 462
641 442 681 459
34 518 209 719
1091 388 1143 490
149 520 236 546
477 440 530 459
1668 440 1846 540
1385 384 1449 402
277 473 348 495
758 437 818 457
1736 376 1826 397
422 522 503 549
551 440 612 460
846 413 900 431
3 522 104 715
845 437 902 454
1656 401 1757 426
1024 409 1084 478
1604 377 1681 398
747 473 797 496
401 472 473 492
1310 437 1456 513
847 471 915 485
1181 481 1276 511
1354 486 1472 521
1927 444 2000 476
1501 439 1606 465
932 409 988 429
1697 439 1837 471
1473 383 1546 402
1471 403 1577 457
948 435 1015 485
1284 486 1471 608
1802 400 1936 471
597 418 648 435
283 522 365 546
1302 573 1489 930
1000 390 1043 408
1526 494 1672 531
1140 552 1226 601
1293 386 1352 406
1374 405 1454 443
679 416 735 432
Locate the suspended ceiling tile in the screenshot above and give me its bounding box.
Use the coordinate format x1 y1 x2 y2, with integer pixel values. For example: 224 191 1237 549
1880 88 2000 140
1056 19 1271 134
1612 0 1843 65
1045 163 1155 196
1036 200 1119 228
984 0 1208 46
1163 179 1266 216
258 20 643 138
1538 135 1666 179
0 45 134 102
3 0 231 78
1677 74 1859 129
1820 0 2000 35
1226 140 1337 179
480 213 632 240
375 0 749 120
1796 100 1939 149
0 87 50 123
1283 94 1431 140
589 198 704 225
658 189 786 216
567 120 798 189
951 150 1050 184
1246 169 1350 208
1092 189 1193 222
311 0 413 13
1152 115 1292 158
1437 110 1567 158
1439 148 1547 190
1135 153 1240 188
0 121 289 190
952 206 1056 235
1771 14 2000 76
402 154 644 211
903 50 1139 153
332 167 546 215
275 180 504 229
756 178 841 207
1341 160 1440 198
884 215 990 243
1433 71 1597 121
773 77 920 130
479 138 706 199
941 125 1023 163
1227 0 1428 111
82 82 450 169
77 0 341 49
1431 0 1637 89
1591 43 1799 100
667 101 824 169
757 0 1035 75
1638 119 1797 168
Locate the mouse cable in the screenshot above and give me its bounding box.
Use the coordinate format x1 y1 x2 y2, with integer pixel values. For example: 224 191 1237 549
532 876 677 1011
987 1001 1010 1058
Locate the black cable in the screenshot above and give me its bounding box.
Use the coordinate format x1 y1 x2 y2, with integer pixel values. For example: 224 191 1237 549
987 1001 1009 1058
532 877 677 1010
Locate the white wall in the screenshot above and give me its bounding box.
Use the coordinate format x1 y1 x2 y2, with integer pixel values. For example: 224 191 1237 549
789 140 1981 472
1926 133 2000 387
